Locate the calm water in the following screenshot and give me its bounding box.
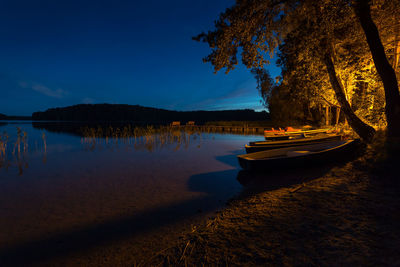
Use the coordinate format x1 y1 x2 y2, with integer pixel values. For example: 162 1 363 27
0 121 264 264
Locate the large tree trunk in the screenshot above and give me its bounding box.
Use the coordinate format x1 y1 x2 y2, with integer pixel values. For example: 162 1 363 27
393 22 400 70
354 0 400 138
394 39 400 71
323 50 376 142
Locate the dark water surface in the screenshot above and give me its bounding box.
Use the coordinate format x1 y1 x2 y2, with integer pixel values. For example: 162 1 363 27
0 122 263 265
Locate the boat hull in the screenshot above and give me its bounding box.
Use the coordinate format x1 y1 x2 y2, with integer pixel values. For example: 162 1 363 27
264 133 302 140
238 139 361 171
246 135 342 153
264 135 292 141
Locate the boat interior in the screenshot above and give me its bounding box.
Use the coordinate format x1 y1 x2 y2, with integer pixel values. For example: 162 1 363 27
240 140 351 160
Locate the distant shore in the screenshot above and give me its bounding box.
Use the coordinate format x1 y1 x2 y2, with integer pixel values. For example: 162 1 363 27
31 104 270 123
0 115 32 121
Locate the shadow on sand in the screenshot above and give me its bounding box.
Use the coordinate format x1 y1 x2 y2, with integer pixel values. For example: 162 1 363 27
235 164 336 199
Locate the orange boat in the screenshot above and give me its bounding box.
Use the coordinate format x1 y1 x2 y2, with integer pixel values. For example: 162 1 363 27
264 126 301 135
264 127 303 140
264 127 334 140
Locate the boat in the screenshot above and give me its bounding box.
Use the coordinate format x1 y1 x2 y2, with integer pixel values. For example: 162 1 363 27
237 139 361 171
263 135 297 141
246 134 342 153
264 126 300 135
264 127 302 140
264 127 335 140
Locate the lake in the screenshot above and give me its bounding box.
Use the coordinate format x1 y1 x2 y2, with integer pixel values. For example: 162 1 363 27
0 121 264 265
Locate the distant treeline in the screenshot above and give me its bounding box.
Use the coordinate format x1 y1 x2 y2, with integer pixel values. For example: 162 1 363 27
0 113 31 120
32 104 269 123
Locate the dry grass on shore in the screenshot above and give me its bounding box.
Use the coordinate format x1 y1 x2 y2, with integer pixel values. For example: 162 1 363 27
146 135 400 266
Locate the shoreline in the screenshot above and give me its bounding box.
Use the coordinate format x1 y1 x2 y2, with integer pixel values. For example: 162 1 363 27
147 144 400 266
2 127 399 266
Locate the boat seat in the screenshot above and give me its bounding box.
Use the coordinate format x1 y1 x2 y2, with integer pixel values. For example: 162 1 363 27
286 150 310 157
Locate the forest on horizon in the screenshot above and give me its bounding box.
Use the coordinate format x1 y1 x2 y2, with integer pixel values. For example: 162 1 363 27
29 103 270 123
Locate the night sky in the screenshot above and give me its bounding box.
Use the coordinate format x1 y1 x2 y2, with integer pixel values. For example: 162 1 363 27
0 0 280 116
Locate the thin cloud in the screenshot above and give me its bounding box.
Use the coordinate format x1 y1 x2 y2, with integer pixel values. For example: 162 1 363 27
82 97 95 104
216 86 254 100
188 83 259 110
19 81 68 99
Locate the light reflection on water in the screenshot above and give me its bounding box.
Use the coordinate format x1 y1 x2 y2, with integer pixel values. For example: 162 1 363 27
0 122 265 264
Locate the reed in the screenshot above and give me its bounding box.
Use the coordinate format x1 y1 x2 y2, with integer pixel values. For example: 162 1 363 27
22 131 28 154
12 127 22 157
42 132 47 153
80 125 205 152
0 129 33 174
0 132 8 164
0 128 50 174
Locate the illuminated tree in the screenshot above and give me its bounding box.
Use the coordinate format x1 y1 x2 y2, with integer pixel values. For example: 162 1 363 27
195 0 399 142
273 0 397 129
354 0 400 139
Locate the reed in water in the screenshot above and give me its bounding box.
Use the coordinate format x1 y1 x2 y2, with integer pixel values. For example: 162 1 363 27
0 128 47 175
80 125 203 152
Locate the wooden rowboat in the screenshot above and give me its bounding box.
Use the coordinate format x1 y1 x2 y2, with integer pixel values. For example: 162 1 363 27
263 135 297 141
246 134 342 153
264 128 334 140
238 139 361 171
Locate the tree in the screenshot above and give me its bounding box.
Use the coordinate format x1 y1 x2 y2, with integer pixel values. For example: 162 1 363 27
273 1 396 130
195 0 399 142
251 67 310 124
353 0 400 139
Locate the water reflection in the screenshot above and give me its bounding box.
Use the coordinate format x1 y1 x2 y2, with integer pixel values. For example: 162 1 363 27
0 122 258 265
2 121 262 175
0 171 242 265
1 125 201 174
32 121 164 136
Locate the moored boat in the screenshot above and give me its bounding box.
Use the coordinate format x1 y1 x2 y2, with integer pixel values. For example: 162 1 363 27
263 135 293 141
238 139 361 171
264 127 335 140
246 134 342 153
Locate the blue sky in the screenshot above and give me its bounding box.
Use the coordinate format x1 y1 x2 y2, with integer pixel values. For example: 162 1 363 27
0 0 280 116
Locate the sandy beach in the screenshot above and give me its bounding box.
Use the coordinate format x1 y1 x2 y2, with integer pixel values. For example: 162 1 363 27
147 139 400 266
